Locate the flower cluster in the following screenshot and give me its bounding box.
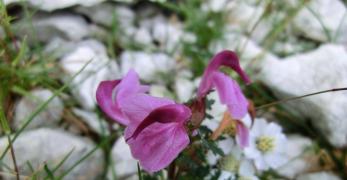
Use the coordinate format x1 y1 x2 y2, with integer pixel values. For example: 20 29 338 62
210 118 288 180
96 50 275 174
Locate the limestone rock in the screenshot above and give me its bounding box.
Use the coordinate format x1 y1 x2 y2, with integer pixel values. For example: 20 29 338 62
120 51 175 82
292 0 347 43
296 171 341 180
0 128 104 180
260 44 347 147
107 137 137 179
14 13 90 44
13 89 63 131
60 39 120 110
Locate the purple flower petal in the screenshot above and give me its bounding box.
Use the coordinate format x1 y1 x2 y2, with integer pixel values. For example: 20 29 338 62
96 79 129 125
212 72 248 119
121 94 175 126
129 104 191 140
198 50 250 98
96 69 149 126
116 69 149 103
126 123 190 173
236 121 249 148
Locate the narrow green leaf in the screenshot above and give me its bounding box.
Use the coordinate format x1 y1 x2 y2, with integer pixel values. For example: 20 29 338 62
44 164 55 180
137 162 143 180
11 37 27 67
0 60 92 161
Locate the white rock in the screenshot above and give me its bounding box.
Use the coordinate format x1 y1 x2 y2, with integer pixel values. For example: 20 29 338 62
75 3 135 28
133 27 153 46
72 108 109 135
60 40 120 110
277 135 314 178
107 137 137 179
152 22 182 52
260 44 347 147
201 0 230 12
13 89 63 131
174 76 195 103
292 0 347 43
120 51 175 82
225 1 271 43
5 0 105 11
0 128 104 180
149 85 173 99
14 13 90 44
296 171 341 180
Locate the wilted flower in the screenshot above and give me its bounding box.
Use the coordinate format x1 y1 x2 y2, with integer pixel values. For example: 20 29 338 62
96 70 191 172
244 119 288 170
197 50 251 147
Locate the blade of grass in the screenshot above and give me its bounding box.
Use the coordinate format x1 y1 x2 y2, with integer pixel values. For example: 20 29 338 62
306 5 332 42
51 148 75 173
56 135 113 180
256 87 347 110
44 164 55 180
11 37 27 67
0 84 19 180
0 59 92 161
333 11 347 43
137 162 143 180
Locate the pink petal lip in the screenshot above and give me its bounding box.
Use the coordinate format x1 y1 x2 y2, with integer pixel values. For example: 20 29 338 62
127 104 191 141
122 95 191 173
127 123 190 173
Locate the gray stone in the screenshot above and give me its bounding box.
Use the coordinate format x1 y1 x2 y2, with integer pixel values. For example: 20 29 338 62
120 51 175 82
14 13 90 44
60 39 120 110
174 71 195 103
4 0 104 12
13 89 63 131
149 85 173 99
72 108 109 136
0 128 104 180
296 171 341 180
107 137 137 179
260 44 347 147
75 3 135 28
292 0 347 43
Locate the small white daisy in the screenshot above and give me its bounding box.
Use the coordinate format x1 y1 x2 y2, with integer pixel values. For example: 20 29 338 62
218 142 258 180
244 118 288 171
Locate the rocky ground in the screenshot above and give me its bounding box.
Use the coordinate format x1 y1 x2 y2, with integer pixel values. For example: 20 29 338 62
0 0 347 179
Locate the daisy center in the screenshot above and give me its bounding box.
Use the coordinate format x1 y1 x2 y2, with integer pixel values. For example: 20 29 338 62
220 154 239 172
256 136 275 153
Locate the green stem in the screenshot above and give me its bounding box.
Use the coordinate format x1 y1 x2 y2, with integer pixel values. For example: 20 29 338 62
256 87 347 110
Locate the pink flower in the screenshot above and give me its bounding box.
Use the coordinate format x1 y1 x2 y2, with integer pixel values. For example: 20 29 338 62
96 70 149 125
197 50 251 147
96 70 191 173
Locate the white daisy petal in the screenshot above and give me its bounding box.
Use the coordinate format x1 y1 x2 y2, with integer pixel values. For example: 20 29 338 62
264 153 288 169
239 159 256 176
